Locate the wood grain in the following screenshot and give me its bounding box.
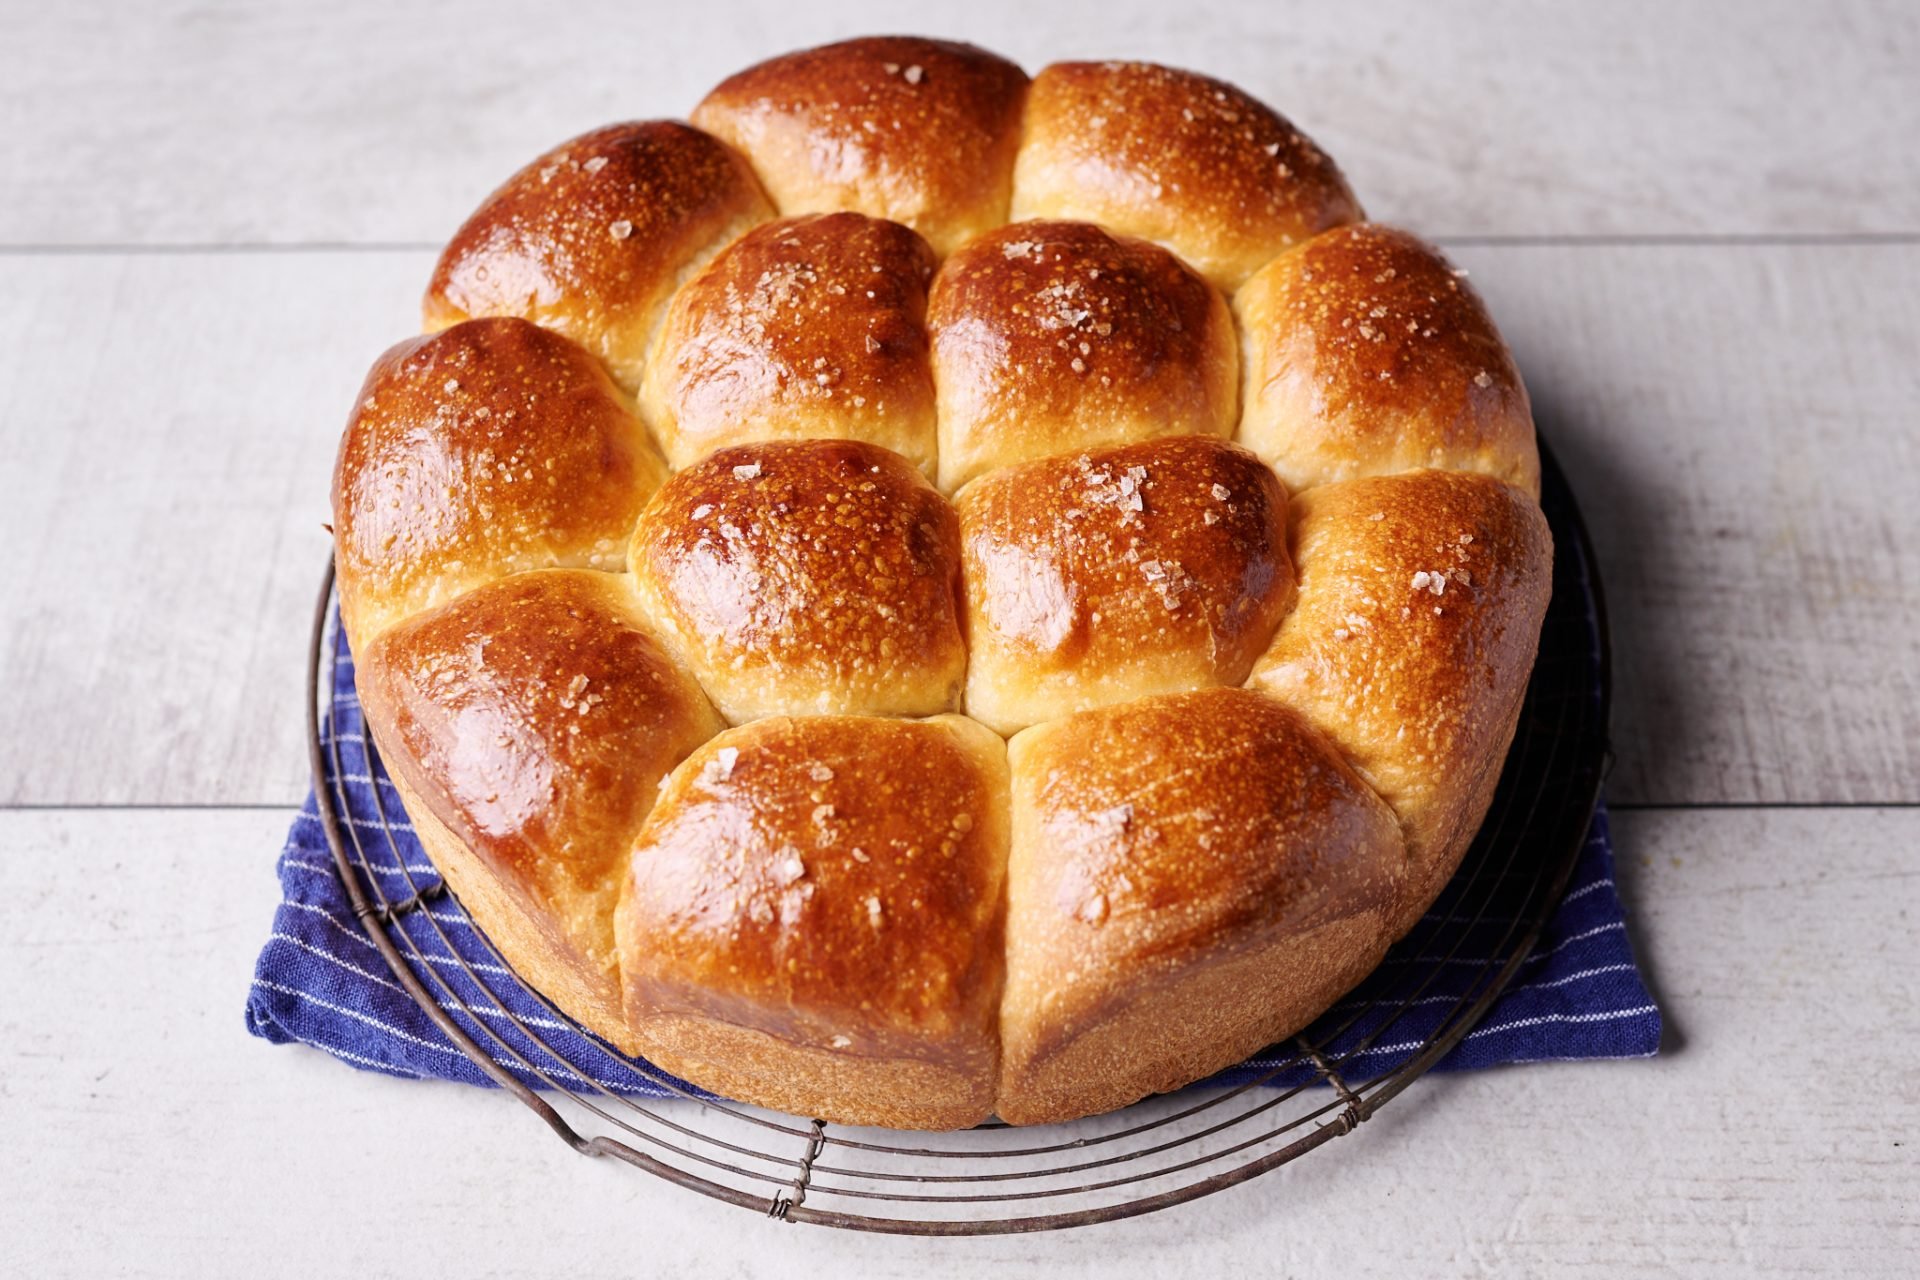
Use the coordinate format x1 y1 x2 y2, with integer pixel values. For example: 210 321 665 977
2 805 1911 1276
1 1 1917 247
2 243 1915 806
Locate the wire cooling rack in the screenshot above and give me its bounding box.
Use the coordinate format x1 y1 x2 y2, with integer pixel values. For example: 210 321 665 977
304 438 1609 1235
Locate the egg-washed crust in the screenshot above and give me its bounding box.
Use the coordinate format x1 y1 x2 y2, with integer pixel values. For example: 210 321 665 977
929 220 1239 491
642 212 940 475
1012 60 1362 290
617 714 1008 1128
357 570 724 1045
957 436 1292 734
331 317 666 648
424 120 774 392
1250 469 1553 937
693 36 1029 257
331 38 1553 1129
1235 223 1540 495
998 688 1406 1124
628 438 967 724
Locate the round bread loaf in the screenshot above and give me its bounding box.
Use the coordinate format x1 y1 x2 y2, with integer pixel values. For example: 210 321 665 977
334 36 1553 1129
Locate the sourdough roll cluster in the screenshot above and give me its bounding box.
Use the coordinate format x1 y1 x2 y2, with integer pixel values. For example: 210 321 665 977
331 35 1552 1129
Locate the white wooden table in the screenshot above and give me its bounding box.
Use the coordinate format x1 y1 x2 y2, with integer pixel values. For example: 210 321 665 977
3 2 1916 1274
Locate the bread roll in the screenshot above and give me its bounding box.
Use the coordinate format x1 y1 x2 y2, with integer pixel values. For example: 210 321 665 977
331 317 666 646
357 570 724 1049
928 220 1238 491
616 714 1009 1129
998 688 1405 1125
692 37 1028 257
423 121 773 392
1249 469 1552 936
1012 61 1361 290
628 439 966 724
957 436 1292 735
1235 223 1541 495
640 212 939 475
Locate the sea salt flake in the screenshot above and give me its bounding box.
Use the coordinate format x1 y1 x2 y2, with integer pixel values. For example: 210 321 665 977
732 462 762 480
608 219 634 240
700 746 740 787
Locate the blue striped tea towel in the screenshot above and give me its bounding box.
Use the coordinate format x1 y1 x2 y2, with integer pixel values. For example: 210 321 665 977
247 610 1660 1098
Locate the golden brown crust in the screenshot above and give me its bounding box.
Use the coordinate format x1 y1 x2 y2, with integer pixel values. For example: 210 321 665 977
334 41 1559 1128
423 121 773 392
616 714 1009 1128
641 212 939 474
1248 470 1552 936
628 439 966 723
1234 223 1541 495
1012 62 1361 290
997 689 1405 1124
358 570 724 1044
331 318 666 646
692 37 1028 257
928 221 1239 491
956 436 1291 734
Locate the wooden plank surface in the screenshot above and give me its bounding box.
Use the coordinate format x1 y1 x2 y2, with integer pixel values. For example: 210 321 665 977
2 243 1914 806
2 804 1911 1277
2 1 1917 248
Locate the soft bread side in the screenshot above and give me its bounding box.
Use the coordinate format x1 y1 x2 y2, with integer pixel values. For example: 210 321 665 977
616 714 1010 1129
996 688 1406 1125
1249 469 1553 937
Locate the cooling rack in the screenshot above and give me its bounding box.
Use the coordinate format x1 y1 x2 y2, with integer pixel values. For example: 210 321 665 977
304 437 1610 1235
